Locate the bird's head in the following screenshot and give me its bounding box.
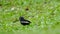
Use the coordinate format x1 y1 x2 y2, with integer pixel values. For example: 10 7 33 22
20 16 25 21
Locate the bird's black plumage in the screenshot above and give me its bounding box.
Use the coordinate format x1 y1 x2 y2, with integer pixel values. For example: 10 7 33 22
19 16 31 25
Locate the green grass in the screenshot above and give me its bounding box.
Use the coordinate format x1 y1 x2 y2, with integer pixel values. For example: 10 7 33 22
0 0 60 34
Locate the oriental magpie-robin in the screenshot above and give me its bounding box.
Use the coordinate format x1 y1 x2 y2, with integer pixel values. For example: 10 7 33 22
19 16 31 25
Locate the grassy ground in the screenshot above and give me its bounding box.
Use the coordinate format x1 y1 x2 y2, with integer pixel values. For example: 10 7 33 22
0 0 60 34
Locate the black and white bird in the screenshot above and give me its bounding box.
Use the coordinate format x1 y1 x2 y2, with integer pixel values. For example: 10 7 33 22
19 16 31 26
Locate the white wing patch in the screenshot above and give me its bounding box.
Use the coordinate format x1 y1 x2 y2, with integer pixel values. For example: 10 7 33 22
21 21 29 23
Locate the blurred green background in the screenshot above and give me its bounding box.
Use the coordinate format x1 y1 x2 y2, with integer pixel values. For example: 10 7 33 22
0 0 60 34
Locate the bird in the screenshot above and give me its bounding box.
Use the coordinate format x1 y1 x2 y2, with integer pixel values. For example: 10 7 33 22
19 16 31 26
